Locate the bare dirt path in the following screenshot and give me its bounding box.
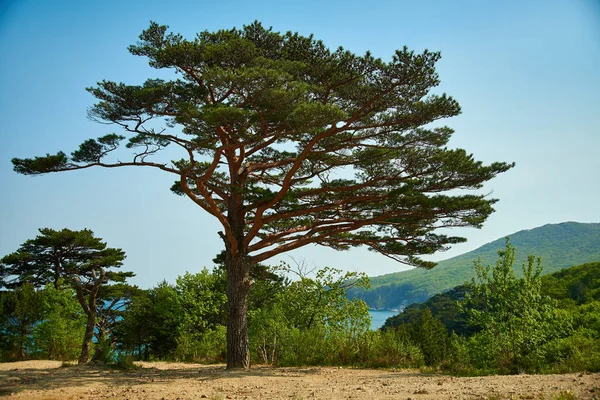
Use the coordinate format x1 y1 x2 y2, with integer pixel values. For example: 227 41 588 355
0 361 598 399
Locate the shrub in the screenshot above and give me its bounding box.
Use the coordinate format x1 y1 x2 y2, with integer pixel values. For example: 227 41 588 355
175 326 226 363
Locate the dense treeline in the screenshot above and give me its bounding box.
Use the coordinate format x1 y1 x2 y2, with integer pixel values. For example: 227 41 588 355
106 265 424 367
2 236 599 375
348 222 600 309
1 264 426 368
383 243 600 374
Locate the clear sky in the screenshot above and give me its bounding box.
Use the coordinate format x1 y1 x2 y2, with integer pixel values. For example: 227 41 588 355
1 0 598 288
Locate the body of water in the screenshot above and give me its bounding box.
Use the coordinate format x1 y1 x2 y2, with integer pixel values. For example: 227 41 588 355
368 310 398 330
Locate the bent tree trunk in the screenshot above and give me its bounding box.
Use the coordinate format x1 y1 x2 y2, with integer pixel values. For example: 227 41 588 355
73 273 102 365
79 309 96 364
225 254 251 369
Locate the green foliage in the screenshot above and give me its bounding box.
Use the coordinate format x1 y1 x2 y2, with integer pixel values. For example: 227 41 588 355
542 261 600 306
350 222 600 309
248 266 372 366
93 337 117 364
569 301 600 336
382 284 473 335
139 281 182 359
461 239 558 373
112 288 155 360
175 269 227 334
33 286 85 361
172 269 228 363
0 227 133 364
0 285 85 362
357 329 425 368
112 353 139 371
115 264 348 364
411 308 448 366
115 271 228 362
0 284 43 361
542 330 600 373
175 326 226 363
91 283 141 363
277 266 371 332
380 307 450 368
380 242 600 375
3 243 598 374
0 228 128 290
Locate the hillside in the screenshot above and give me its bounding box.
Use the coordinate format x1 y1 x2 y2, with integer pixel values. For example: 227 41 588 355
348 222 600 309
381 261 600 332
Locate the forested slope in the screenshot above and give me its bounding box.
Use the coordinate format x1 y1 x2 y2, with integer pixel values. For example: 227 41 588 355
348 222 600 309
382 261 600 332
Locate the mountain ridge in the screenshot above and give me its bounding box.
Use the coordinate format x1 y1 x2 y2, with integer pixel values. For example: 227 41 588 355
348 221 600 309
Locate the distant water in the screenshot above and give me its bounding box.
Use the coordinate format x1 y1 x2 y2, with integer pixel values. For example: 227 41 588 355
368 310 398 330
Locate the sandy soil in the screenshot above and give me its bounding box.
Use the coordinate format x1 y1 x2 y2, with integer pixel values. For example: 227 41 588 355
0 360 598 399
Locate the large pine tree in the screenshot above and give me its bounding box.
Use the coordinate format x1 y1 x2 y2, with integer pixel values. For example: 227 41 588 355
11 22 513 368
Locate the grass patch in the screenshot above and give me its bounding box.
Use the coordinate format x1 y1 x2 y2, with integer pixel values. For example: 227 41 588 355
60 361 75 368
110 354 139 371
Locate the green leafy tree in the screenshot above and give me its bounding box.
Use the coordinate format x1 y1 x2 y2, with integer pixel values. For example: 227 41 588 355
91 283 141 362
131 281 183 360
411 307 448 366
11 22 513 368
176 269 228 332
112 289 155 360
461 239 557 373
174 269 228 361
34 286 86 361
0 228 132 364
0 284 43 361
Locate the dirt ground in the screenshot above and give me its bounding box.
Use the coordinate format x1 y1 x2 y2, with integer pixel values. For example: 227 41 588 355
0 360 598 400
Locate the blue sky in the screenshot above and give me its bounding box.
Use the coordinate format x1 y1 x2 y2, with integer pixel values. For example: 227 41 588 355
1 0 598 288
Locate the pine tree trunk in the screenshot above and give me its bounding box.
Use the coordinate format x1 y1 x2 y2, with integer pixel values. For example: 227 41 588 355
79 310 96 364
91 329 105 362
73 269 103 365
225 254 251 369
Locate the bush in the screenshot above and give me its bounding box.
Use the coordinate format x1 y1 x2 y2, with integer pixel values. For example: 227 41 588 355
543 331 600 373
249 266 373 366
360 329 424 368
92 338 117 364
175 326 226 363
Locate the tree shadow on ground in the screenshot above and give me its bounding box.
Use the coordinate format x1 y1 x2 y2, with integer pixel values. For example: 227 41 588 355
0 362 328 396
